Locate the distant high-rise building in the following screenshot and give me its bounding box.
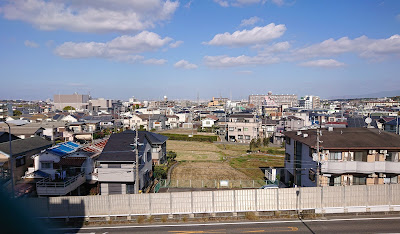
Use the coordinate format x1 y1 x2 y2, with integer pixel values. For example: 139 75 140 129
53 93 90 111
249 92 298 108
299 95 321 109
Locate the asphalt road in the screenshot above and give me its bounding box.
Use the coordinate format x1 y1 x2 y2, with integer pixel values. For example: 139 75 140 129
54 216 400 234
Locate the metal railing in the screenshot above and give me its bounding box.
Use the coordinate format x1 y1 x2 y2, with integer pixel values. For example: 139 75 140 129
37 172 85 188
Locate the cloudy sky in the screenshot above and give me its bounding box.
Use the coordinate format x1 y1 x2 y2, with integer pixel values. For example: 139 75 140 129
0 0 399 100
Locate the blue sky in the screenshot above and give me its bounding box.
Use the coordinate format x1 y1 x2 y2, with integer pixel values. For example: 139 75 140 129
0 0 399 101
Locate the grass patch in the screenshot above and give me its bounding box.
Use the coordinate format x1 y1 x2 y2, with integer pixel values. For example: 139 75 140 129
228 154 284 180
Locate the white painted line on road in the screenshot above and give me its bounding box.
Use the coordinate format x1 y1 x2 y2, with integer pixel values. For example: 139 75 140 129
52 216 400 231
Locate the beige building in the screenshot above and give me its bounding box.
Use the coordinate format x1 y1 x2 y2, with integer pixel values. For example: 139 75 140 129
227 113 260 143
53 93 90 111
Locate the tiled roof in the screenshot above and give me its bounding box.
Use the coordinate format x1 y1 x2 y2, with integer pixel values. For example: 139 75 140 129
0 137 52 156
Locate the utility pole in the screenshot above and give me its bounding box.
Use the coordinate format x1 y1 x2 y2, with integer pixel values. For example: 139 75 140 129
316 128 321 187
134 125 139 194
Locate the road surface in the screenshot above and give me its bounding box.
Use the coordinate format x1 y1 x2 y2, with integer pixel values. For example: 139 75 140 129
53 215 400 233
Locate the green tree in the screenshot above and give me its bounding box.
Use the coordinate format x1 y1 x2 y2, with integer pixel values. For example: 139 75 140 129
13 110 22 116
63 106 76 111
249 139 257 151
263 137 270 147
167 151 177 162
256 138 262 148
153 165 167 179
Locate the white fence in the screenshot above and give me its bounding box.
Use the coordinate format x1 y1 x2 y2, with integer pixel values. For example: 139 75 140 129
23 184 400 218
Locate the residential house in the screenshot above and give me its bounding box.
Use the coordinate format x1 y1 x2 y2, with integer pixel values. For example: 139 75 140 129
96 130 168 195
201 115 218 128
25 141 95 196
227 113 260 143
283 128 400 187
0 132 19 143
166 115 179 129
0 124 44 139
0 137 52 183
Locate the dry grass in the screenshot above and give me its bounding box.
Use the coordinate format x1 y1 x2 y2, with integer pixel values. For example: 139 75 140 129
158 129 215 136
167 140 225 161
171 161 251 180
229 154 284 180
167 140 248 161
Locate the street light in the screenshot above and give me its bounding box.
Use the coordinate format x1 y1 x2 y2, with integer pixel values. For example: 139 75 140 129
0 121 14 198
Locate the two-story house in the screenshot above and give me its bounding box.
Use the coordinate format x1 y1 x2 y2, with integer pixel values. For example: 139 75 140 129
96 130 167 195
283 128 400 187
227 113 260 143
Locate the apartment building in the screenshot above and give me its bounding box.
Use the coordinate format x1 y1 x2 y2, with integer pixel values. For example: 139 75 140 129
283 128 400 187
227 113 260 143
299 95 321 109
53 93 90 111
249 92 298 108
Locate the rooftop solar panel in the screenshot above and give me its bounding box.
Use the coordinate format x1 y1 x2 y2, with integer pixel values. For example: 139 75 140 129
65 142 80 148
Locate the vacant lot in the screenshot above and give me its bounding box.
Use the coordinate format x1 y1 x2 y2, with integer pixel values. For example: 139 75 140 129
171 161 251 180
168 140 285 181
167 140 223 161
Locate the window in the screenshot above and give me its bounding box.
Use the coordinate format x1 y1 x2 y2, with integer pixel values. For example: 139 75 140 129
353 176 366 185
126 183 135 194
147 151 151 162
329 175 341 186
309 169 316 182
386 152 397 162
329 152 342 161
229 127 234 131
244 128 248 131
108 164 121 168
286 137 291 145
245 135 250 140
238 135 243 139
354 151 367 162
41 162 52 169
238 128 242 132
16 156 25 167
206 121 210 125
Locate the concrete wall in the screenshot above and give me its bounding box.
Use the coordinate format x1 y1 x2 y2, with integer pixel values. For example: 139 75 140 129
23 184 400 218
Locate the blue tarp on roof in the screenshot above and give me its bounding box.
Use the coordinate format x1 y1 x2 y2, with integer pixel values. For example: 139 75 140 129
49 141 80 156
66 142 80 148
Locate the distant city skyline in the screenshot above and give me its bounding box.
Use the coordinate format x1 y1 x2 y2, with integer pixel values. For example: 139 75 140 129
0 0 399 100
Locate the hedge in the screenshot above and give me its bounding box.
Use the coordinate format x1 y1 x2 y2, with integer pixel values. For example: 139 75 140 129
160 133 218 142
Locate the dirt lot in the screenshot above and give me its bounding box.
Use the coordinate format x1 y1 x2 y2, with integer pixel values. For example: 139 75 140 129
171 161 251 180
167 140 248 161
167 140 285 181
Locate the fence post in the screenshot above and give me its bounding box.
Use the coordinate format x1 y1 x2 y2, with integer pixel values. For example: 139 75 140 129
277 188 279 211
233 190 236 213
253 180 255 188
149 193 152 215
299 187 302 213
389 183 392 210
169 192 173 215
212 191 215 215
255 189 258 211
366 185 369 212
191 191 194 214
343 186 346 212
107 195 111 221
321 186 324 211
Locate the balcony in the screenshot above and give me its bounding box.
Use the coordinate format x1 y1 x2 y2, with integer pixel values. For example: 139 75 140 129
321 161 400 174
36 172 85 196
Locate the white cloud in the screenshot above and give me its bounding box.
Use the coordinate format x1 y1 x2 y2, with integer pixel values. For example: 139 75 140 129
239 16 261 27
204 55 279 67
174 60 198 69
169 40 184 48
214 0 285 7
0 0 179 33
205 23 286 47
54 31 172 59
257 41 290 55
237 70 253 74
294 34 400 59
143 58 167 65
299 59 345 68
24 40 39 48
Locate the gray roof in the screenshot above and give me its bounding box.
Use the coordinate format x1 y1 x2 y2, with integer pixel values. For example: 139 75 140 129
284 128 400 150
0 137 52 156
97 130 167 162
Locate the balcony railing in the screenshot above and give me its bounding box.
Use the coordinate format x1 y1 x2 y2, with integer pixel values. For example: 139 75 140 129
36 172 85 196
321 161 400 174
